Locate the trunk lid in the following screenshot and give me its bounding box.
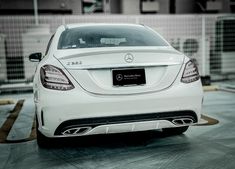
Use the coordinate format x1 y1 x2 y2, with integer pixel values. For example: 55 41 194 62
55 47 184 95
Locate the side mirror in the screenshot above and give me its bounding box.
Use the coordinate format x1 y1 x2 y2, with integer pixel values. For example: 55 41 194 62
29 53 42 62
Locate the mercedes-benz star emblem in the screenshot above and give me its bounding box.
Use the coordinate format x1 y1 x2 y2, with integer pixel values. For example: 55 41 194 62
124 53 134 63
116 74 123 81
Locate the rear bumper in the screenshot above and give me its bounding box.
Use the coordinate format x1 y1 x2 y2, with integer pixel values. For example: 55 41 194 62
35 80 203 138
54 110 197 136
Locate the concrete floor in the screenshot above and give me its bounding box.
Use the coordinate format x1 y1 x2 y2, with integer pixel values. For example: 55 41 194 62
0 90 235 169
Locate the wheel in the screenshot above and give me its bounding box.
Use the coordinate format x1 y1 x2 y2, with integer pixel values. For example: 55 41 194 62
36 116 51 148
162 126 189 136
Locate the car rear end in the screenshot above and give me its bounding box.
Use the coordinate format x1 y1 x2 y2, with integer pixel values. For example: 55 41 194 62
34 24 203 140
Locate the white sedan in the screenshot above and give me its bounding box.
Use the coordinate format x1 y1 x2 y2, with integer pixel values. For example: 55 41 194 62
30 24 203 147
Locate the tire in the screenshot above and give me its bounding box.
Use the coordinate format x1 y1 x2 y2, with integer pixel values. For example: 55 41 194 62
162 126 189 136
36 117 51 148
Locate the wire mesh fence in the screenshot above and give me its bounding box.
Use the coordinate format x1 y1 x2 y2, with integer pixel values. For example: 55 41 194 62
0 14 235 84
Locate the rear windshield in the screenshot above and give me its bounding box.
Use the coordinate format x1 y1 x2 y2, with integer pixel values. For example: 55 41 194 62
57 25 168 49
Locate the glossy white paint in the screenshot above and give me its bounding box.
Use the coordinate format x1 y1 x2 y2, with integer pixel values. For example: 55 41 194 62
33 23 203 138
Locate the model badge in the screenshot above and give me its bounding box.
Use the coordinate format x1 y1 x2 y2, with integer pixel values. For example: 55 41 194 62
124 53 134 63
66 61 82 66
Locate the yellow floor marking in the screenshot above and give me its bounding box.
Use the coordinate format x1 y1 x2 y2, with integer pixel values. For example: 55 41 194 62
0 100 24 143
203 85 219 92
28 117 36 141
0 99 15 106
195 114 219 126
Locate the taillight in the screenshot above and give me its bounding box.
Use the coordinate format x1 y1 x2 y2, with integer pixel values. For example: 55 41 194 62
40 65 74 90
181 60 200 83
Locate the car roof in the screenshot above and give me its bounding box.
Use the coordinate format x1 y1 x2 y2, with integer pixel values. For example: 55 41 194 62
64 23 145 29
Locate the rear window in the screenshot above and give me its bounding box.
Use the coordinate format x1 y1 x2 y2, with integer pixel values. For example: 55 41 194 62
57 25 168 49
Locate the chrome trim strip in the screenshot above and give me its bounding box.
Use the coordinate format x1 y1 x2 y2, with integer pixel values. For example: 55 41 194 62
66 62 180 70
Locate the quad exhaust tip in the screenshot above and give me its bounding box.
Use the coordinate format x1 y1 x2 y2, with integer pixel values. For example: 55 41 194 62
62 127 91 135
172 118 194 126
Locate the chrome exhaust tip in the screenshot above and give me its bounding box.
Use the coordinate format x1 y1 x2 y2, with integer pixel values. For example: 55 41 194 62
62 127 91 136
172 118 194 126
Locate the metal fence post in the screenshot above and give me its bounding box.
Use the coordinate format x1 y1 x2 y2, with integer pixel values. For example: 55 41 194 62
201 15 206 77
33 0 39 26
135 16 139 24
